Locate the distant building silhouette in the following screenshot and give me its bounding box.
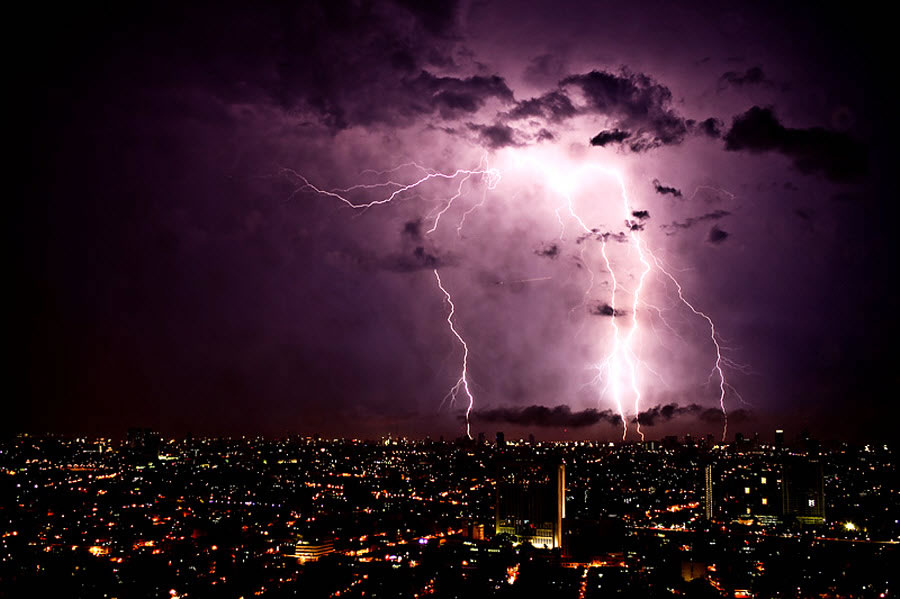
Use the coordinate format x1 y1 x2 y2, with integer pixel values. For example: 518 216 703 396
126 428 161 463
782 457 825 525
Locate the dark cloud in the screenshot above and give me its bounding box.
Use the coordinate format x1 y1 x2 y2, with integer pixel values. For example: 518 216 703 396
418 72 516 119
696 117 724 138
467 122 521 148
576 230 629 244
724 106 867 182
563 69 689 151
475 402 750 429
385 246 456 272
590 303 626 317
636 403 702 426
662 210 730 233
698 407 752 425
391 0 461 35
590 129 631 147
111 1 515 132
472 405 621 428
535 242 561 259
707 225 730 244
718 66 771 88
632 210 650 220
402 219 424 241
523 53 567 86
506 90 577 122
635 403 752 426
231 2 476 129
653 179 683 198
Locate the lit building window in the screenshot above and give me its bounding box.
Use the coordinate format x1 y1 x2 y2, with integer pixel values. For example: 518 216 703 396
744 487 750 494
808 499 815 507
761 477 767 485
761 498 767 505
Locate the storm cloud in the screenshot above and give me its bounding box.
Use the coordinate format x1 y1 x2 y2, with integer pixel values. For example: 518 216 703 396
707 225 730 244
507 90 578 123
563 69 690 151
635 403 752 426
473 405 622 428
662 210 731 233
724 106 867 182
12 0 890 441
653 179 683 198
535 242 561 259
590 129 631 147
590 303 627 317
718 66 772 89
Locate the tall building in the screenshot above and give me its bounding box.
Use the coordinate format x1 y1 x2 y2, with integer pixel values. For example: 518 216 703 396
704 464 714 520
712 460 782 524
774 429 785 448
495 460 565 548
782 457 825 525
708 455 824 526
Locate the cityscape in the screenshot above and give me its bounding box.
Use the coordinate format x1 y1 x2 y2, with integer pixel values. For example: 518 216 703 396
1 431 895 597
9 0 894 597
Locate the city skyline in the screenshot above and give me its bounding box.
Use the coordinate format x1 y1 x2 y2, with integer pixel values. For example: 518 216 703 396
2 432 894 597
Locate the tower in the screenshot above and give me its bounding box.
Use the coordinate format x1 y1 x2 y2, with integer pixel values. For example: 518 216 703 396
496 460 565 548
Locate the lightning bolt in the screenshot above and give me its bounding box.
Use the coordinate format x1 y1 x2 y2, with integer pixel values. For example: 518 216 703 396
283 152 740 442
434 269 474 440
529 159 736 442
647 250 729 441
281 160 500 220
623 183 652 442
598 236 627 438
282 158 495 437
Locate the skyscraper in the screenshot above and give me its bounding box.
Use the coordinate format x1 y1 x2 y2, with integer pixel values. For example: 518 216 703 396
495 460 565 548
704 464 714 520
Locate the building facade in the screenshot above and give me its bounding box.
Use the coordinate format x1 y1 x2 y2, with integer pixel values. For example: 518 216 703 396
495 460 565 548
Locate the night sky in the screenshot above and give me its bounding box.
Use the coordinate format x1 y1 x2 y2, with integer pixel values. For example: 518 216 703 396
11 1 895 441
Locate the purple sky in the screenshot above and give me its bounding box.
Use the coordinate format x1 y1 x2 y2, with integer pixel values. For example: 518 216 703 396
11 1 894 441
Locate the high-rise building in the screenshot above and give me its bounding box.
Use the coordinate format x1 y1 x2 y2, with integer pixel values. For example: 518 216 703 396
774 429 785 449
782 457 825 525
708 455 824 526
496 460 565 548
496 431 506 448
